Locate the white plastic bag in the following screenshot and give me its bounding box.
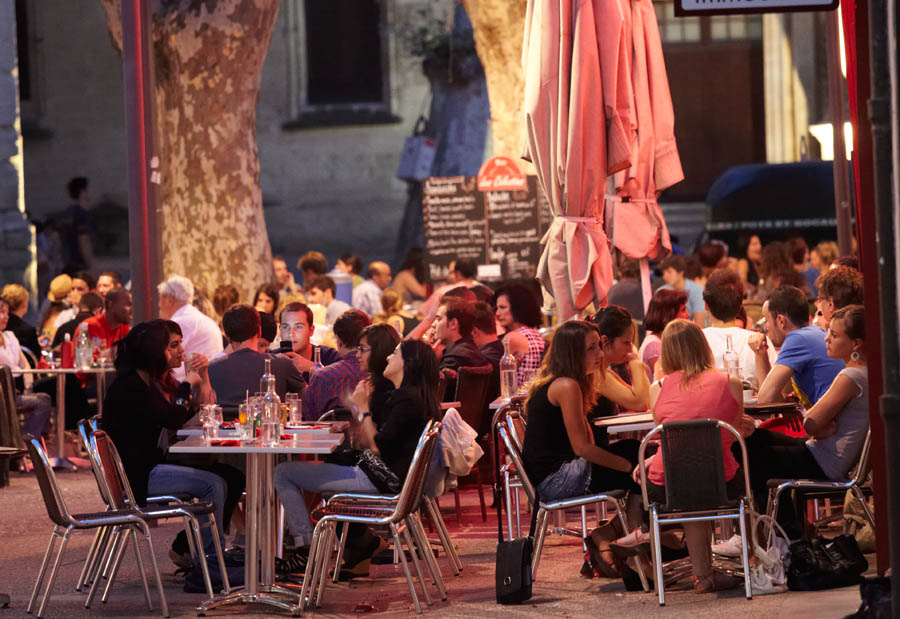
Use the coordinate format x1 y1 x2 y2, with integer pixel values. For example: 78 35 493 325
749 512 790 595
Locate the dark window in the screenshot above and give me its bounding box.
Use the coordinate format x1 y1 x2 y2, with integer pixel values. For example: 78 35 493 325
305 0 384 105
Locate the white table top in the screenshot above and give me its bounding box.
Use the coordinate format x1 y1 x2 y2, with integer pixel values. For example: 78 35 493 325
177 424 343 437
170 434 343 454
12 366 115 375
593 412 655 433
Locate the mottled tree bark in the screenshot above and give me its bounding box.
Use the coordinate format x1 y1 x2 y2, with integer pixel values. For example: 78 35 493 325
459 0 527 160
100 0 277 301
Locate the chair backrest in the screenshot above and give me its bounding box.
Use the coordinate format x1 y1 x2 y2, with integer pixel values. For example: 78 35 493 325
20 345 38 368
392 419 441 520
638 419 752 512
851 429 873 485
504 409 527 454
497 422 537 504
78 418 118 507
452 365 493 431
25 437 73 527
91 430 139 510
0 367 24 451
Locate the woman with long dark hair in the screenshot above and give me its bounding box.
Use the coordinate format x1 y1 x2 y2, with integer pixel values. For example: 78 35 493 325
102 320 234 562
356 323 402 417
252 283 280 317
274 339 439 577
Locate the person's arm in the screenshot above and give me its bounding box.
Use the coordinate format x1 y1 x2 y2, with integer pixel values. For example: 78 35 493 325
598 364 650 411
749 331 773 390
398 271 428 299
803 374 858 438
303 375 324 421
550 377 632 472
347 379 378 449
726 374 745 425
649 380 662 422
504 330 530 362
692 310 708 329
405 304 438 341
756 364 794 404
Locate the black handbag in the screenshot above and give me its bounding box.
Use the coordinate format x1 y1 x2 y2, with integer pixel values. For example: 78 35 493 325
786 534 867 591
493 424 537 604
325 444 401 494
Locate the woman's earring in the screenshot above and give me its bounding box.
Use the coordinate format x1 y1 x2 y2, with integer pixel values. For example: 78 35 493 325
850 351 861 362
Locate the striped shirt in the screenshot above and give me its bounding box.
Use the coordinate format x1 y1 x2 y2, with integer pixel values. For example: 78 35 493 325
302 350 365 421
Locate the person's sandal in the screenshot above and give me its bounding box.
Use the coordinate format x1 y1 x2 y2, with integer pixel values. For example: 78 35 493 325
584 535 620 578
693 572 742 593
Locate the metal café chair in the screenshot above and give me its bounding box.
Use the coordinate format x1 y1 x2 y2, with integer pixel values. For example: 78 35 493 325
24 436 170 618
496 422 648 588
299 421 443 614
766 429 875 533
87 430 231 605
72 419 201 595
637 419 754 606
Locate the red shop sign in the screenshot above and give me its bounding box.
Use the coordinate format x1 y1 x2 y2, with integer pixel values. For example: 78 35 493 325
477 156 527 192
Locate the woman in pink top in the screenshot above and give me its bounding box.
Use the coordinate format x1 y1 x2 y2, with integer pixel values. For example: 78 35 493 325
647 319 744 593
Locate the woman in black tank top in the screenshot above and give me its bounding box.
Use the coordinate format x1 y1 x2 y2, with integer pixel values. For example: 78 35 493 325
521 321 644 517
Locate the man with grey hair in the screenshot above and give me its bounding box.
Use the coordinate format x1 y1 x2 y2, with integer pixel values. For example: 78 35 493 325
158 275 223 380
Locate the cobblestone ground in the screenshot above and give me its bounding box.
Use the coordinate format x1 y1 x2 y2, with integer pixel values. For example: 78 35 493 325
0 468 865 618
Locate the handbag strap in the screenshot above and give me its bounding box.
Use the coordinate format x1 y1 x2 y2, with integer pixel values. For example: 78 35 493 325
494 422 505 543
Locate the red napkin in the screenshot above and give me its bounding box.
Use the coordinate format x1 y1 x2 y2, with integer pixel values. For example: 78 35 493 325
220 422 235 429
209 439 241 447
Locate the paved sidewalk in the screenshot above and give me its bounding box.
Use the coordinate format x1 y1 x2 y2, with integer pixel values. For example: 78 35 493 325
0 469 865 618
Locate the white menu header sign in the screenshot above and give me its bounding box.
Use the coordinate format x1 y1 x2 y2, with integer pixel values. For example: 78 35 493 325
675 0 837 16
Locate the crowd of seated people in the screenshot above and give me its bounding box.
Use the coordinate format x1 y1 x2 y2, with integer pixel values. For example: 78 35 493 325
6 234 874 599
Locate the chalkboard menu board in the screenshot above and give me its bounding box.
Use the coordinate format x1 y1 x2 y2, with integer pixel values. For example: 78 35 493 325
422 176 486 282
423 174 552 282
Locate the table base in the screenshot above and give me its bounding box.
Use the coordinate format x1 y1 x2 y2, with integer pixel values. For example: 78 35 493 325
50 456 77 471
196 585 300 616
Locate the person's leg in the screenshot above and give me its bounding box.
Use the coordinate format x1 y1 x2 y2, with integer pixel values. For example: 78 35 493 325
683 521 713 580
16 393 52 438
536 457 592 502
148 464 227 554
273 461 377 548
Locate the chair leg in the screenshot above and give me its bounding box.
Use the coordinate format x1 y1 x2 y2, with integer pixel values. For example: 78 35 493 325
580 506 588 552
615 500 649 592
531 509 549 581
299 521 324 610
426 498 461 575
36 528 70 619
503 471 514 538
514 488 523 538
332 522 349 583
130 526 153 611
738 503 753 600
453 488 462 524
101 527 133 603
277 501 286 559
87 527 123 608
651 508 665 606
76 526 104 592
402 522 433 606
132 523 169 618
476 472 487 522
83 526 112 592
852 485 877 531
410 514 447 601
390 523 422 614
28 528 60 614
207 514 231 595
315 524 335 608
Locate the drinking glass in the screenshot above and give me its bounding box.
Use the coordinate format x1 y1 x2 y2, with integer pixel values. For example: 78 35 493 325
287 401 303 426
209 405 223 428
262 421 280 447
285 393 300 404
47 351 61 370
198 405 211 427
202 422 217 443
236 421 253 441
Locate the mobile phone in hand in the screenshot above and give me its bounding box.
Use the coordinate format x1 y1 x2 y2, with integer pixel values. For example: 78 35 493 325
279 340 293 354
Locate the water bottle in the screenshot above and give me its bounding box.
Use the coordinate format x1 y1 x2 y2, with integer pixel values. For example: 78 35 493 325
261 375 282 446
724 333 742 380
259 356 274 395
311 345 323 376
75 323 92 370
500 337 518 398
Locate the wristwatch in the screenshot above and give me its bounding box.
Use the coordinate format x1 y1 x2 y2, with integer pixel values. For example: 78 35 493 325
174 397 190 409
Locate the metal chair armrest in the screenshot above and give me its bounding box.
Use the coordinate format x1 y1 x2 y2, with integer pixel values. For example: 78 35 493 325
540 492 624 511
325 492 399 506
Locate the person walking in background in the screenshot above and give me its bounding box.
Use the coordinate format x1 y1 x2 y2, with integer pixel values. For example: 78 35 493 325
56 176 95 273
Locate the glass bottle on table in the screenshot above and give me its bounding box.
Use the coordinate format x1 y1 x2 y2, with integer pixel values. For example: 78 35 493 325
75 322 92 370
500 337 518 398
261 375 282 446
311 345 323 375
259 356 274 395
723 333 742 380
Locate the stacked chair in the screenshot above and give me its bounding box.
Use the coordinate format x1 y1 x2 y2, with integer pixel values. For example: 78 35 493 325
299 420 445 614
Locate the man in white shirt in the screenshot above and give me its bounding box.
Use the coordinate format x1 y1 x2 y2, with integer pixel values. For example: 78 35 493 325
701 269 758 389
351 261 391 318
306 276 350 326
158 275 223 380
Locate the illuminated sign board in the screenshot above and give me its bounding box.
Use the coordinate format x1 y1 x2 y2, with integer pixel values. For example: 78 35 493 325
675 0 838 17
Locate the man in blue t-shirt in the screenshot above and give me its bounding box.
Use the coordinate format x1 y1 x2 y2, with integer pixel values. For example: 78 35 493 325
750 286 844 407
659 254 706 328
